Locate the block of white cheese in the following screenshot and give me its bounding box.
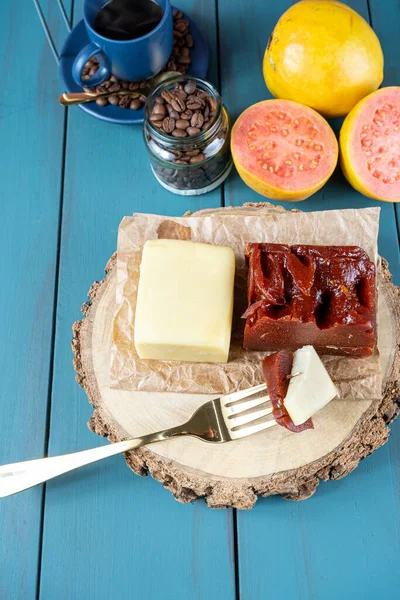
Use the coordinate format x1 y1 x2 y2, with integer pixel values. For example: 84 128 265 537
284 346 338 425
134 239 235 363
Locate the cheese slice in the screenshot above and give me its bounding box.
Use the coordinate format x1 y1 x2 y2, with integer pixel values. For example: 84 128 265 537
134 239 235 363
284 346 338 425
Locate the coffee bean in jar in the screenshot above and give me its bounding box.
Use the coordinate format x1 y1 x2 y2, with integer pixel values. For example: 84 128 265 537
143 76 232 195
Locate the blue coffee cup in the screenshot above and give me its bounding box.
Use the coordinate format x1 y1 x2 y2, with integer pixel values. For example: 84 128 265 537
72 0 173 87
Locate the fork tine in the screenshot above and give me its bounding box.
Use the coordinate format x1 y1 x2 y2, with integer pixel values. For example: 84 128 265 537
223 383 267 406
230 418 277 439
228 406 273 428
225 394 271 417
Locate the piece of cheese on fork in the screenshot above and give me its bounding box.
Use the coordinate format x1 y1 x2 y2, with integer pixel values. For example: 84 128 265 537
134 239 235 363
284 346 338 426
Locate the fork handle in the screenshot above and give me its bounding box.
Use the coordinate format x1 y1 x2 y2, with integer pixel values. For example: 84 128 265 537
0 428 183 498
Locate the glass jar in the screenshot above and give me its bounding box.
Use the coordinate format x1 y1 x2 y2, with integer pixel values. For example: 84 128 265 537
143 76 232 195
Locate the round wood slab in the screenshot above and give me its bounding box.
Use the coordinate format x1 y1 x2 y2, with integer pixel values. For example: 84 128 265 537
72 203 400 509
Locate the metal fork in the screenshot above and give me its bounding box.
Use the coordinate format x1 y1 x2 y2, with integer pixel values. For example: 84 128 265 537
0 383 274 498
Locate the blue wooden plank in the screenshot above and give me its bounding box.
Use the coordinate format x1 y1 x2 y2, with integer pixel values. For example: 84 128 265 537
38 1 236 599
218 0 400 598
237 429 400 600
368 0 400 243
0 1 71 598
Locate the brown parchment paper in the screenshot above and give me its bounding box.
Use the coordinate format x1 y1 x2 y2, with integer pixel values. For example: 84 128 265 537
110 207 381 399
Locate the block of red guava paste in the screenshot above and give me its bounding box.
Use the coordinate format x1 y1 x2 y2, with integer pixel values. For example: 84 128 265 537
243 243 376 357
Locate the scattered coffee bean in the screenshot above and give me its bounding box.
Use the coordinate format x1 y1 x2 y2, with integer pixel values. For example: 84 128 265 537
119 95 131 108
175 19 189 33
178 55 191 65
108 82 121 92
130 99 142 110
96 98 108 106
108 95 120 106
163 117 176 133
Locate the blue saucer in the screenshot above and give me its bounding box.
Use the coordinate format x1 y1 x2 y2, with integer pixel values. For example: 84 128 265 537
59 13 209 125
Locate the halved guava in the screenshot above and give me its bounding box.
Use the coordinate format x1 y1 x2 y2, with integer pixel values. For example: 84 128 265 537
340 87 400 202
231 99 338 201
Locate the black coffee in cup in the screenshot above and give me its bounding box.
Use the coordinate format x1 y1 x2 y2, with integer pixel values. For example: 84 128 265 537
94 0 164 41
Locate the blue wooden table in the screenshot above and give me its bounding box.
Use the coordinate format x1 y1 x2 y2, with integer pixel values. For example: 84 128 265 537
1 0 400 598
